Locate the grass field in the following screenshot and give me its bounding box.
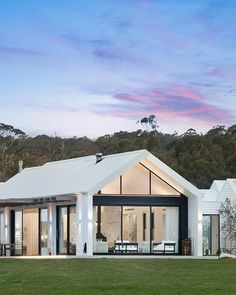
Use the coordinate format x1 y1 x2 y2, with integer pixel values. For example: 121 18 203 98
0 258 236 295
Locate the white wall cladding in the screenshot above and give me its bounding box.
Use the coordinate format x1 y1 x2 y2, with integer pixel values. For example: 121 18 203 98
201 190 220 214
202 179 236 214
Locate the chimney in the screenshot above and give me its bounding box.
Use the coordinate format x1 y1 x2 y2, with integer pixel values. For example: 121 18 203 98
95 153 103 164
18 160 23 173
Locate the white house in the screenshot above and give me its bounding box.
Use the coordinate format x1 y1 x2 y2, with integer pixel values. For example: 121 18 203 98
0 149 234 257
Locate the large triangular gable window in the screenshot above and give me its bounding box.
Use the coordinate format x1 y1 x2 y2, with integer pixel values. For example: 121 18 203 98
101 163 180 196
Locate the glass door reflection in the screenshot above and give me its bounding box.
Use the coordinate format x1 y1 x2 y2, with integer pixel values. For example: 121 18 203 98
57 206 76 255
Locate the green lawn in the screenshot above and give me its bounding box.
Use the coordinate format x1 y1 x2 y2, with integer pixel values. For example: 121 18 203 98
0 258 236 295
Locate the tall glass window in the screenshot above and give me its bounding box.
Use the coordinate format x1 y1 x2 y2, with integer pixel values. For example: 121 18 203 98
40 208 49 255
151 207 179 253
14 210 23 256
95 205 179 254
0 211 4 243
69 206 76 255
58 207 68 254
202 214 219 256
57 206 76 255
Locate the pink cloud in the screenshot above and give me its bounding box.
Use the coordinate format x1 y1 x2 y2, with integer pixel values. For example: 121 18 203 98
172 86 202 100
94 84 234 125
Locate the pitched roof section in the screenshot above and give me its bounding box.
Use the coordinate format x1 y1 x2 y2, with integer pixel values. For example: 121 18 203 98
228 179 236 194
0 150 148 199
210 180 226 193
0 149 201 200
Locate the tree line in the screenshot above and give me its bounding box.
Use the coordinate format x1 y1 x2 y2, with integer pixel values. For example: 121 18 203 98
0 119 235 189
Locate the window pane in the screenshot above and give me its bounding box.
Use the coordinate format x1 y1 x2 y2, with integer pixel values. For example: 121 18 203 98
69 206 76 255
101 177 120 194
58 207 68 254
122 164 149 194
123 206 150 254
151 207 179 253
202 215 219 256
0 212 4 243
14 210 23 256
151 173 180 195
95 206 121 253
40 209 49 255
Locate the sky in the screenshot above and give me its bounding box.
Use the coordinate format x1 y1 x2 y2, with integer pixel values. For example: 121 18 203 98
0 0 236 138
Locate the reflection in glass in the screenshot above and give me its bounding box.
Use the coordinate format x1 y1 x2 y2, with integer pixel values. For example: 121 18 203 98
14 210 23 255
69 206 76 254
57 206 76 255
0 211 4 243
95 205 179 254
202 215 219 255
40 208 48 255
151 207 179 253
94 206 122 253
58 207 68 254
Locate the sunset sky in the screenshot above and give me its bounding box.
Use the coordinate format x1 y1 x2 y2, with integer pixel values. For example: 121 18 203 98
0 0 235 137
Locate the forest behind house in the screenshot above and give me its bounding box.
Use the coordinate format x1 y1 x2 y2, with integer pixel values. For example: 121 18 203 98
0 118 235 189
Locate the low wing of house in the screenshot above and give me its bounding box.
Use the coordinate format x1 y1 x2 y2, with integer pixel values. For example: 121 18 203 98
201 179 236 214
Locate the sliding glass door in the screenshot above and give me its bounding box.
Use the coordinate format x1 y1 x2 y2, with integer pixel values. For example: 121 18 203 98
57 206 76 255
94 205 179 254
69 206 76 254
11 208 49 256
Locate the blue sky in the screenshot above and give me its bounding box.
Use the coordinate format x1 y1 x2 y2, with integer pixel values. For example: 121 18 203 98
0 0 235 137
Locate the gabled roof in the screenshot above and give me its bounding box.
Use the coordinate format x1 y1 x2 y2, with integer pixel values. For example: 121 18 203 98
219 178 236 199
201 178 236 203
227 179 236 194
0 149 201 200
210 180 226 193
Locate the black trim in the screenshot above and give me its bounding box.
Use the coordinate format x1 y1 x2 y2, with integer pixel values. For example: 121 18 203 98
10 210 15 255
149 171 152 195
121 206 123 241
149 206 152 253
67 206 70 254
38 209 41 255
179 194 188 254
143 212 146 241
94 195 182 207
93 194 188 255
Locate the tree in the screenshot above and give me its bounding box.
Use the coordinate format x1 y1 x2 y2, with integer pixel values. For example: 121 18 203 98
0 123 26 181
182 128 197 136
206 125 226 137
137 115 159 132
219 198 236 253
227 124 236 135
